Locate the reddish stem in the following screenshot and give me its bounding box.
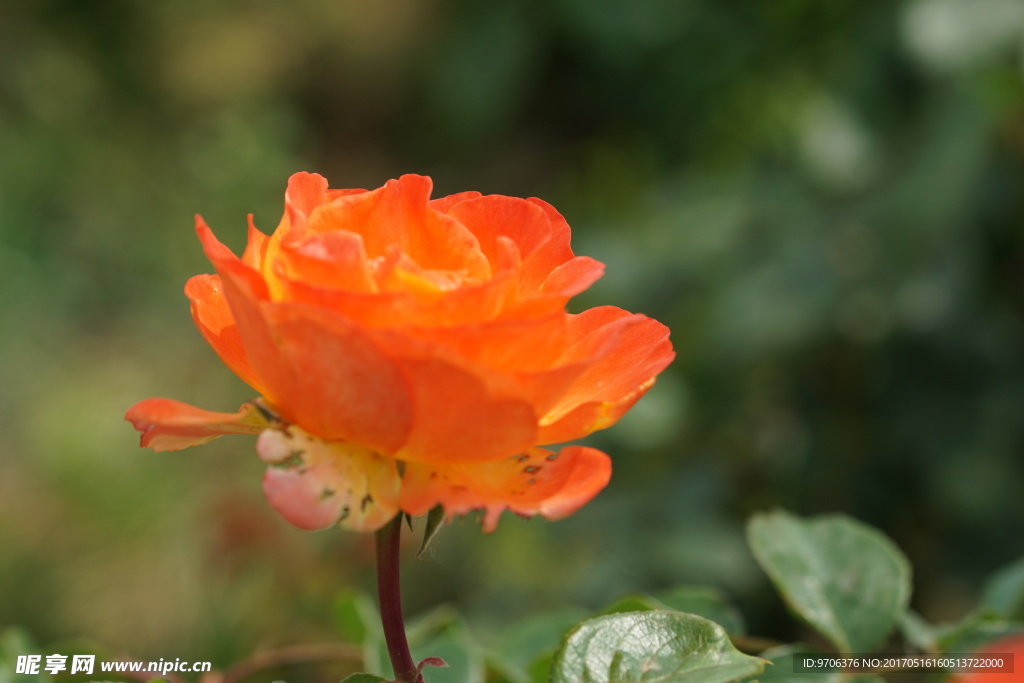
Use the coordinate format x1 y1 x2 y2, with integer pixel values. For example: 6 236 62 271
375 514 423 683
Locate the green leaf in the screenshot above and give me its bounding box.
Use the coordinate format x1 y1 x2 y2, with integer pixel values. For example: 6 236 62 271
656 586 746 636
333 590 388 675
412 623 484 683
405 604 460 648
596 594 663 616
980 555 1024 619
0 628 48 683
335 589 378 645
340 674 389 683
527 650 556 683
899 607 1024 654
551 610 766 683
898 610 938 652
417 505 447 558
747 510 911 654
932 611 1024 653
493 607 588 680
596 588 745 636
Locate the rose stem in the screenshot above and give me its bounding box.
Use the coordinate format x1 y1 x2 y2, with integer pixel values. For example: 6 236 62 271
375 513 423 683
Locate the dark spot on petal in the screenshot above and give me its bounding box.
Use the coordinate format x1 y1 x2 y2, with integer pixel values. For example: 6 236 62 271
320 488 336 500
516 454 530 463
430 472 438 480
528 478 537 485
524 466 540 474
339 505 351 520
361 494 374 511
546 453 559 461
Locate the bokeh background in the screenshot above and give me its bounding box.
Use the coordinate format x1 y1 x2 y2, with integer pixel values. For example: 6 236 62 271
2 0 1023 679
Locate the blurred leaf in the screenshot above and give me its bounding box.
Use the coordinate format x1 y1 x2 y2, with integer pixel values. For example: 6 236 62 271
551 610 766 683
492 606 587 680
898 610 939 652
595 594 663 616
334 590 388 675
747 510 911 654
899 607 1023 655
406 605 461 648
417 506 446 558
656 585 746 636
527 649 556 683
412 622 484 683
335 589 379 645
932 611 1024 654
340 675 389 683
980 555 1024 619
597 587 745 636
0 628 50 683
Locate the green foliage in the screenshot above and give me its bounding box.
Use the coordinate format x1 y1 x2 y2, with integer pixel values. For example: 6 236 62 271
413 625 482 683
6 510 1024 682
550 611 765 683
0 629 51 683
747 511 911 654
981 555 1024 620
334 590 389 681
654 586 746 637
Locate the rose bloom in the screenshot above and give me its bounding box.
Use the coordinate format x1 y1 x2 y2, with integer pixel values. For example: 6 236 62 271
126 173 674 532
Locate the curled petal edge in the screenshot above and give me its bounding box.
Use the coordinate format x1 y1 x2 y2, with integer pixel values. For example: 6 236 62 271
125 398 268 452
399 445 612 532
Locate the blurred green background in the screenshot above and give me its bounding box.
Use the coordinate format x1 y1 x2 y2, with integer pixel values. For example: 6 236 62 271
2 0 1023 678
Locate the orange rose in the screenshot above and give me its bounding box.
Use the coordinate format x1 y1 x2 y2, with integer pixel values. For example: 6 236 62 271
126 173 674 532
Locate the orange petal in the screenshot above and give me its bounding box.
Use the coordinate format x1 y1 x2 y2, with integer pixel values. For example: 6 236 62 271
522 197 576 290
258 427 400 532
241 215 270 271
195 216 292 409
275 230 377 293
509 308 654 418
368 330 539 463
395 359 538 464
326 187 369 201
284 171 330 219
444 195 552 276
429 190 482 214
195 216 270 301
259 302 414 453
277 266 517 328
399 445 611 532
125 398 267 452
538 256 605 298
305 174 490 279
537 307 675 444
185 274 265 394
403 313 568 373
